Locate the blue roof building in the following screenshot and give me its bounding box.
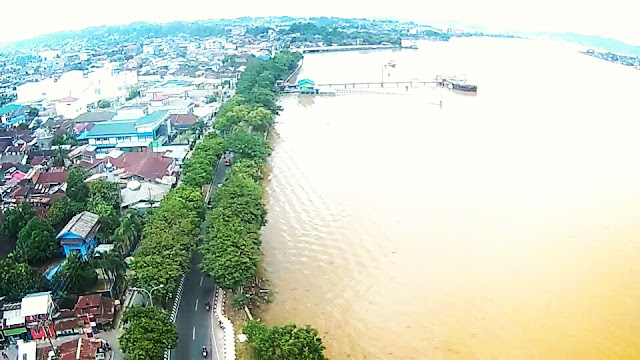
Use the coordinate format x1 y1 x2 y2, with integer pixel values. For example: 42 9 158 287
82 110 171 151
56 211 101 259
0 104 25 127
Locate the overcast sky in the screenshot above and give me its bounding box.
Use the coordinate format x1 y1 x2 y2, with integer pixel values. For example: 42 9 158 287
3 0 638 45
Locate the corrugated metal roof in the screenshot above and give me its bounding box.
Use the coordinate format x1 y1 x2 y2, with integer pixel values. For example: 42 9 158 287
87 121 136 137
56 211 100 240
136 110 168 126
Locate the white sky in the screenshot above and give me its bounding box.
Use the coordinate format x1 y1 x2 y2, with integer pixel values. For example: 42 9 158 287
3 0 639 45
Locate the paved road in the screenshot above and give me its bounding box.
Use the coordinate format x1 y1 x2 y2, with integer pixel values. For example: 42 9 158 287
173 157 230 360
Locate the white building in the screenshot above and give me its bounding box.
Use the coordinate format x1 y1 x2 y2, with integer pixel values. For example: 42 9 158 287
55 96 87 119
16 63 138 105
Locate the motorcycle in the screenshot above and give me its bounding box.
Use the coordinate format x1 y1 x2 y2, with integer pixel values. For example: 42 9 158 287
202 347 208 358
204 302 211 311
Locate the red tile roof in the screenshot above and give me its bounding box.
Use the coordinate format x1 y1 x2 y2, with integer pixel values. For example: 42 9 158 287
34 170 68 185
74 294 115 325
110 152 173 181
30 156 46 165
44 338 105 360
170 113 198 126
59 96 79 103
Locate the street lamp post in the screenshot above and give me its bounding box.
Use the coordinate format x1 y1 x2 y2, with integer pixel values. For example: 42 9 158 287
130 284 164 307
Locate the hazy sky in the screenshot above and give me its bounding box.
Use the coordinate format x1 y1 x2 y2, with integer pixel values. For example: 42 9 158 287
3 0 639 45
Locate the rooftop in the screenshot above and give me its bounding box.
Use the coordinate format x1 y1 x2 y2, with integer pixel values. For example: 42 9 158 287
21 292 53 318
87 121 137 137
0 104 22 117
136 110 169 126
73 111 116 123
57 211 100 241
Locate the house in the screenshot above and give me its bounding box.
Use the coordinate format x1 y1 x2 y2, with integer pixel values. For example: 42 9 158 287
73 111 115 123
55 97 87 120
0 302 27 343
82 110 171 151
56 211 101 259
297 79 316 94
120 180 171 210
0 104 25 127
74 295 115 330
32 169 68 195
42 337 108 360
170 113 198 131
20 292 55 340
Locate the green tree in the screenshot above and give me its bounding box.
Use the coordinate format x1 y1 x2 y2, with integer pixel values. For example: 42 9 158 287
246 106 274 133
97 99 111 108
92 249 125 285
46 197 86 229
126 89 139 101
52 130 78 146
67 167 90 204
243 321 326 360
1 201 36 238
89 178 121 209
0 259 49 302
16 217 58 264
53 147 68 167
119 306 178 360
226 128 272 163
53 253 98 295
229 158 262 182
112 210 144 255
205 94 218 104
24 105 39 117
88 197 119 239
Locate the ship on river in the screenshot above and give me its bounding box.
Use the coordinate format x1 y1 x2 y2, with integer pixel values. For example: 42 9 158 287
435 75 478 93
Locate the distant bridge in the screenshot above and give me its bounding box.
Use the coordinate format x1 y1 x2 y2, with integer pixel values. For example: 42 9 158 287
292 44 397 54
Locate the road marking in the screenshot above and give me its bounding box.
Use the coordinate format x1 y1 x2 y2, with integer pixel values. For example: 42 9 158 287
195 299 199 311
192 327 196 340
210 291 221 359
200 276 203 286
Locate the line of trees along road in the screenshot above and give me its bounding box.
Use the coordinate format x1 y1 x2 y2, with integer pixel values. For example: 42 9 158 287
199 50 326 359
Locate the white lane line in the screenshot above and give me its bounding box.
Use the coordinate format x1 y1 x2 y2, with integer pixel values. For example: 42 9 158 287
195 299 199 311
192 327 196 340
200 276 204 286
210 292 221 358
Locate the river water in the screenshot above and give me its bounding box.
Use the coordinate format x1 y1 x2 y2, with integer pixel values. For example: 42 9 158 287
259 38 640 359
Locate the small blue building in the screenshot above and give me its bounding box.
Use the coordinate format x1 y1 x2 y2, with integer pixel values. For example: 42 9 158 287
56 211 101 259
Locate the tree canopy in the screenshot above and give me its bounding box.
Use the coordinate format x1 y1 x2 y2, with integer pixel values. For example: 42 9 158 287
67 167 90 204
0 259 49 302
1 201 36 238
119 306 178 360
52 253 98 295
15 217 58 264
243 321 326 360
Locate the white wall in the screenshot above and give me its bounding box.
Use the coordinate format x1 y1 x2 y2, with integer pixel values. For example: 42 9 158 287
55 100 87 119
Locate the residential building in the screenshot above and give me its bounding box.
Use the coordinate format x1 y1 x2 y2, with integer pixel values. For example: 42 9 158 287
55 96 86 120
170 113 198 131
0 302 26 343
20 292 55 341
82 110 171 151
74 295 115 330
56 211 101 259
42 337 109 360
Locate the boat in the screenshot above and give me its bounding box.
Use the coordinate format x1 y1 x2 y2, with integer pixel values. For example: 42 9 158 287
435 75 477 93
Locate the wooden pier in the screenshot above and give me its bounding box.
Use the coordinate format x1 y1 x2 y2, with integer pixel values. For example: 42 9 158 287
316 81 437 89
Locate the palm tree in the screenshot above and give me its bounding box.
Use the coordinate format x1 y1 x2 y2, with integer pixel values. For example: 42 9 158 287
113 211 143 256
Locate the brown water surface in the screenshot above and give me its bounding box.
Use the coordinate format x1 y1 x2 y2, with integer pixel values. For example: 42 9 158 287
260 38 640 359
